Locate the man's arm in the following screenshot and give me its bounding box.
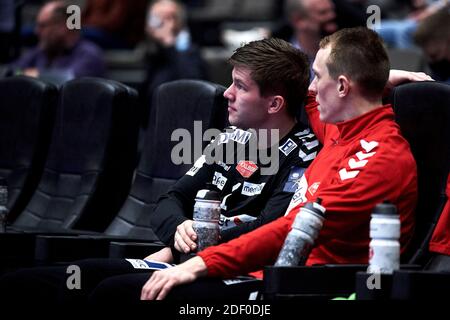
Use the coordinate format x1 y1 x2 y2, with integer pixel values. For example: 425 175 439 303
141 256 208 300
383 69 433 96
149 156 215 246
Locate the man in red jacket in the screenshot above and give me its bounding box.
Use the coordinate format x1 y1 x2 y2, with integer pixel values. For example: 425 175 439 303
92 28 430 301
429 174 450 256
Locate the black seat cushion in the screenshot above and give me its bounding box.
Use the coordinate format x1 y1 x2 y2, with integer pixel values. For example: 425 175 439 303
105 79 228 239
389 81 450 264
13 78 139 232
0 76 57 222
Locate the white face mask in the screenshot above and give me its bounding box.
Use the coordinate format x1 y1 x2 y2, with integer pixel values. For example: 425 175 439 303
147 15 163 29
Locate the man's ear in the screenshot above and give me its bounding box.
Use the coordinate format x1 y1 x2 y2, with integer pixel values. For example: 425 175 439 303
268 95 285 114
337 75 350 98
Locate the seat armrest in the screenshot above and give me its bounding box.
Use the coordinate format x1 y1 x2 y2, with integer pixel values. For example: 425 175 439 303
108 241 165 259
391 270 450 300
34 235 112 264
34 234 159 263
355 264 428 300
263 264 367 300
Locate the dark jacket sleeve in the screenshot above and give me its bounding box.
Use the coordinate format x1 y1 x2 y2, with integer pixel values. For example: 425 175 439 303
149 158 215 245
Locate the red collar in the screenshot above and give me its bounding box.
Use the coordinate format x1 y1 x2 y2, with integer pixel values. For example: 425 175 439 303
335 105 394 143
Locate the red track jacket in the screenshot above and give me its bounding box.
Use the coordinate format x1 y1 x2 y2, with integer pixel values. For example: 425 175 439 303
198 93 417 279
429 175 450 255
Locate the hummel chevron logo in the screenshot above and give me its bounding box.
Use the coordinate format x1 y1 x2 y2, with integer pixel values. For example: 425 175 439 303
339 168 360 180
356 151 376 161
360 139 379 153
348 158 368 169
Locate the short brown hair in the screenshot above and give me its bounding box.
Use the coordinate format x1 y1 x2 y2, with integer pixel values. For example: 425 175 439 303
320 27 390 100
229 38 310 117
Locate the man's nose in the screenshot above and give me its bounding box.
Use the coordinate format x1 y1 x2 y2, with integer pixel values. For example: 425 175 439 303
223 85 234 100
308 78 317 92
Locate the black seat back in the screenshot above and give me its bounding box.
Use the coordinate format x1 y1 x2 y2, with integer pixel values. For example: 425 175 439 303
0 76 57 222
105 79 228 239
13 78 139 232
389 81 450 265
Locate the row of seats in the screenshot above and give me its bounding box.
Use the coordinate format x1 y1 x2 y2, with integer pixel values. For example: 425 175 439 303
1 76 139 231
1 77 449 300
0 76 228 272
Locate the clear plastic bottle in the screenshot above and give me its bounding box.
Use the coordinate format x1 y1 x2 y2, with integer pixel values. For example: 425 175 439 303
192 184 221 252
367 202 400 274
275 199 326 266
0 178 8 233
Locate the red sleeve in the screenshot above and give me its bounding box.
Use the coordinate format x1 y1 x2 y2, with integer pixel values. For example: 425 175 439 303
429 174 450 255
198 212 295 278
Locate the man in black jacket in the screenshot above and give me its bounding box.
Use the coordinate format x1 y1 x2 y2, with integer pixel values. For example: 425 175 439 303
147 37 319 263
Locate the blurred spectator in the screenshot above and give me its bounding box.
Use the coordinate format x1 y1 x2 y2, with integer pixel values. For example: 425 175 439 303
140 0 207 116
373 0 447 49
9 0 105 81
284 0 338 58
274 0 338 79
414 6 450 84
82 0 148 49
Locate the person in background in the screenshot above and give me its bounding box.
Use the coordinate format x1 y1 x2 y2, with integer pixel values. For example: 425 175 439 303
413 6 450 84
141 0 207 112
373 0 447 50
82 0 148 49
281 0 338 66
9 0 105 80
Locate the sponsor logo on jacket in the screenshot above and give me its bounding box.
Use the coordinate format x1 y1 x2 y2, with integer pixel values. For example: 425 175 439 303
241 182 266 196
218 129 252 145
279 138 298 156
219 214 257 230
236 160 258 178
212 171 227 190
186 155 206 176
338 139 378 181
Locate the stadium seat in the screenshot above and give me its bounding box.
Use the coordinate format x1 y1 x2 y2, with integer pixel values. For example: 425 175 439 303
33 79 228 264
11 78 139 232
0 78 139 273
0 76 57 223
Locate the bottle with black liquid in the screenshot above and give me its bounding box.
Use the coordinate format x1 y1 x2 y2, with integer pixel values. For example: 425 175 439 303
275 198 326 266
192 183 221 252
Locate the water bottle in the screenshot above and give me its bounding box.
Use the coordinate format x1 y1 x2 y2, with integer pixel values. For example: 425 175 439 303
192 184 221 252
0 178 8 233
275 198 326 266
367 202 400 274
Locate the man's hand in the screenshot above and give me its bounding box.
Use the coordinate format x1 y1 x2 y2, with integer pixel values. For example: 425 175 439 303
174 220 197 253
140 256 207 300
144 247 174 263
385 69 434 93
